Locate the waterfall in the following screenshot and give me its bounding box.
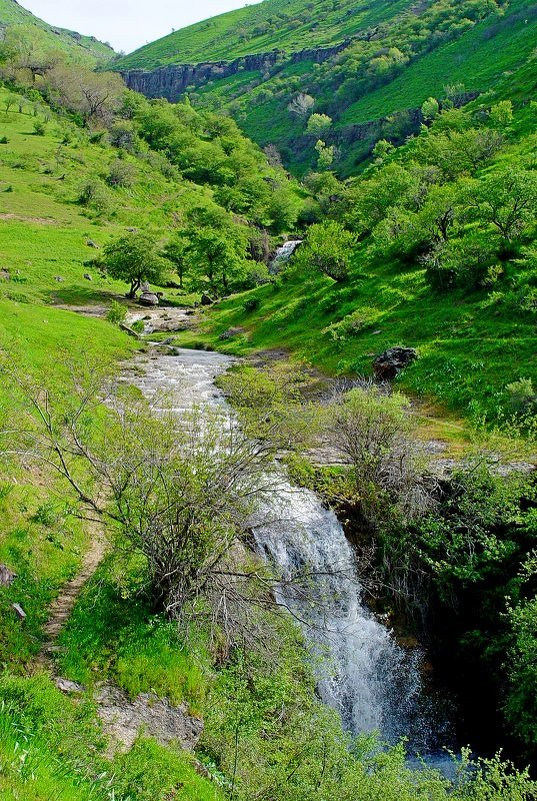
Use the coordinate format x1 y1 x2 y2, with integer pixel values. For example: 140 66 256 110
127 348 450 758
269 240 302 274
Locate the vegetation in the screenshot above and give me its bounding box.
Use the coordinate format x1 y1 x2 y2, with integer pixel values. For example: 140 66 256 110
115 0 537 176
0 2 536 800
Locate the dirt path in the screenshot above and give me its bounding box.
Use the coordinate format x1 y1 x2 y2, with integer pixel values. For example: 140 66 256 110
36 525 106 667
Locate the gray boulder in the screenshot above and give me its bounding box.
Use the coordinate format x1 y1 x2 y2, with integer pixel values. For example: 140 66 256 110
139 292 159 307
201 293 214 306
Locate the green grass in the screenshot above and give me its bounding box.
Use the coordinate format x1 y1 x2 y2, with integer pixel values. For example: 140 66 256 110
0 673 224 801
56 559 211 714
118 0 413 68
0 0 114 62
340 1 537 125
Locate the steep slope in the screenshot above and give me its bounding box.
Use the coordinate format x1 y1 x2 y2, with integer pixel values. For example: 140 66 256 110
116 0 537 176
0 0 114 62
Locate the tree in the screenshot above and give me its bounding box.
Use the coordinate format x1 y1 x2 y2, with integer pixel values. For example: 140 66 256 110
306 113 332 137
489 100 513 127
329 387 431 524
45 64 124 124
163 236 188 288
315 139 336 170
181 207 250 296
469 168 537 243
103 231 167 297
294 221 355 282
287 93 315 119
421 97 439 121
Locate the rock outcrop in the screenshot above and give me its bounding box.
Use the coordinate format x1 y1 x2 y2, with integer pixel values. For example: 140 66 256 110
121 40 355 102
94 684 203 755
373 347 418 380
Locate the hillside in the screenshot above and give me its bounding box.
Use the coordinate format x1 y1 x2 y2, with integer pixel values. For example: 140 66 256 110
0 0 114 63
116 0 537 176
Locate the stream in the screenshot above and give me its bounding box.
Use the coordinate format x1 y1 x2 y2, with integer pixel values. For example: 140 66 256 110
125 344 454 770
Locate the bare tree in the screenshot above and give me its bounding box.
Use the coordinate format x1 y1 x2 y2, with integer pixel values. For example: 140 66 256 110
328 387 436 525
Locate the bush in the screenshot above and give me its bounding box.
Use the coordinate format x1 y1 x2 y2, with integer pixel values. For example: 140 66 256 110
106 300 127 325
77 180 111 215
107 158 137 188
33 120 46 136
0 136 8 145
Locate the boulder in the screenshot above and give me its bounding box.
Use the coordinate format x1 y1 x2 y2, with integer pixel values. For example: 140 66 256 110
201 293 214 306
373 347 417 380
86 240 100 249
54 275 64 282
219 327 245 341
0 564 17 587
83 273 93 281
12 603 26 620
139 292 159 307
0 270 10 282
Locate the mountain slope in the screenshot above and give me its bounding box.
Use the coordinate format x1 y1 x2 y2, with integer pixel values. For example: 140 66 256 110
116 0 537 176
117 0 412 69
0 0 114 62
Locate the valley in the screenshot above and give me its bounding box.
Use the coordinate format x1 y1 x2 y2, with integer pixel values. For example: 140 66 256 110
0 0 536 799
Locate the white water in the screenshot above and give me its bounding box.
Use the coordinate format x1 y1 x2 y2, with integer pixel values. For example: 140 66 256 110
269 240 302 273
126 347 448 756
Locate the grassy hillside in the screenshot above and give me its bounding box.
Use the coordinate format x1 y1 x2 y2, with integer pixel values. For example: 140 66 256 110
186 89 537 441
0 0 114 62
116 0 537 177
117 0 413 69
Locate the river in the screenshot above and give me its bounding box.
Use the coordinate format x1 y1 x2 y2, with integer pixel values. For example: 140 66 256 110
125 344 453 768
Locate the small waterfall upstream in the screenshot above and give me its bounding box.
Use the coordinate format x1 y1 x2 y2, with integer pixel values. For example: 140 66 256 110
269 240 302 274
127 347 450 761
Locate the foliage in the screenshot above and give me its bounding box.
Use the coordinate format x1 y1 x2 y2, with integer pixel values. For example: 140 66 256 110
103 231 168 297
293 220 355 281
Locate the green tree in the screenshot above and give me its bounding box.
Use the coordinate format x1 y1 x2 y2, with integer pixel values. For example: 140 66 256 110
295 221 355 282
163 236 188 288
306 113 332 137
104 231 167 298
469 168 537 243
421 96 439 121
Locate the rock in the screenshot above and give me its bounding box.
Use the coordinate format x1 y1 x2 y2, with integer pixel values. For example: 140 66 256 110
12 603 26 620
201 293 214 306
54 275 64 282
126 227 137 232
94 684 203 755
185 309 195 316
83 273 93 281
0 270 10 281
0 564 17 586
373 347 417 380
55 677 85 694
219 327 245 341
139 292 159 307
86 240 100 249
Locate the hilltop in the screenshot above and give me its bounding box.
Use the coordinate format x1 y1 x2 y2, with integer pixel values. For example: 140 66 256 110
0 0 114 63
116 0 537 175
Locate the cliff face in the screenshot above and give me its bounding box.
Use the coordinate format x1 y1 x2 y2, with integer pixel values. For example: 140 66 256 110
120 41 351 102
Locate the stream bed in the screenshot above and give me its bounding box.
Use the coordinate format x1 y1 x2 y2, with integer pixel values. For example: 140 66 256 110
125 346 454 769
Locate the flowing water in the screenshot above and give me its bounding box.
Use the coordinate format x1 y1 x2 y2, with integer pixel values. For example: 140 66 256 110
269 240 302 273
126 346 452 762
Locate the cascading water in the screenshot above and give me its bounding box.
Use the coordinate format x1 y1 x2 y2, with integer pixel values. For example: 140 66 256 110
126 347 450 760
269 240 302 274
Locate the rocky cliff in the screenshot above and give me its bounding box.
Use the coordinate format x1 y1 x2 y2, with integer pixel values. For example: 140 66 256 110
120 39 358 102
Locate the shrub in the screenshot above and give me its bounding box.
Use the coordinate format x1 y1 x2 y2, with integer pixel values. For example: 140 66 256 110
107 158 136 188
33 120 46 136
106 300 127 325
